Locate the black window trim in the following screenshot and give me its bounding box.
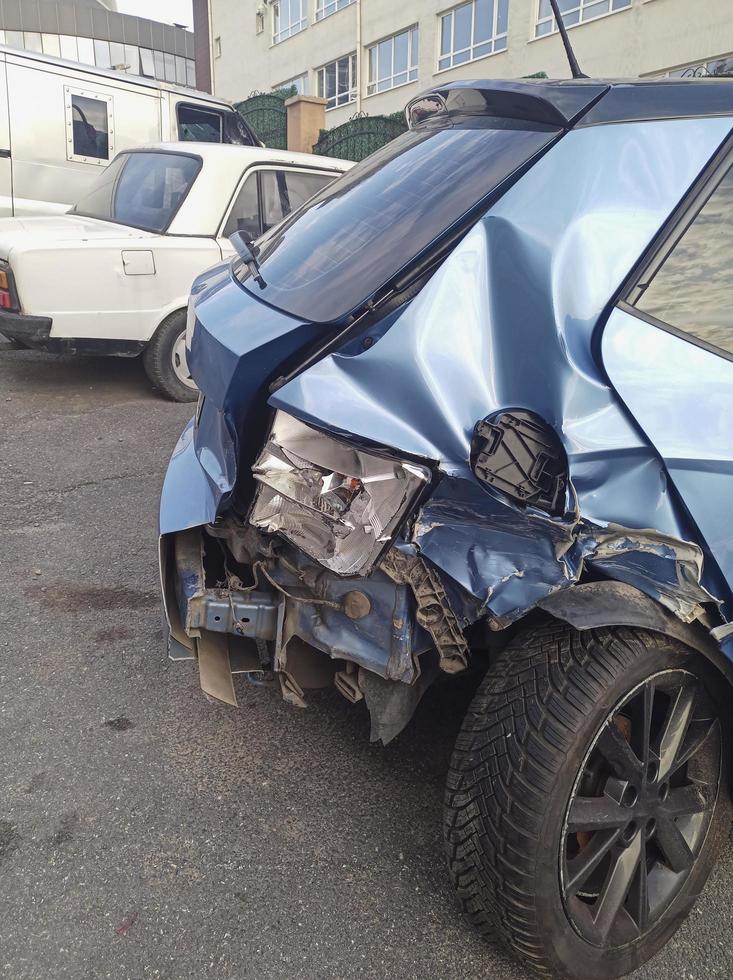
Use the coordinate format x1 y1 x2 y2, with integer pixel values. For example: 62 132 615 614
620 132 733 365
71 148 204 236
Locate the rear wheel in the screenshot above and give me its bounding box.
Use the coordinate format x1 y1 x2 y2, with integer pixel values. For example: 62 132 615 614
444 623 730 979
143 310 198 402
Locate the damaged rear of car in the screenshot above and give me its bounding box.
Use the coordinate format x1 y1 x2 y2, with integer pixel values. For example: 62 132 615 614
159 78 733 979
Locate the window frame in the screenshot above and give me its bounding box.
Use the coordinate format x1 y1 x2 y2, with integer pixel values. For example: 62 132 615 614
71 149 203 236
534 0 631 39
272 0 308 45
64 86 114 166
218 164 343 241
316 52 357 111
273 72 309 96
176 103 225 143
367 25 419 97
315 0 355 22
437 0 508 72
621 138 733 365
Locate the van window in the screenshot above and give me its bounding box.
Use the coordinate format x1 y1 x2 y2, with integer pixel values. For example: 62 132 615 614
634 165 733 357
72 151 201 233
65 88 113 165
178 105 224 143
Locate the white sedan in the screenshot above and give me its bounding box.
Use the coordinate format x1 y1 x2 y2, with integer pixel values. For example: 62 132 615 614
0 143 350 400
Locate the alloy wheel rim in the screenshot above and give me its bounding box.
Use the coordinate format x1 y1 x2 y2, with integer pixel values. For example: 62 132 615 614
560 668 720 949
172 331 197 389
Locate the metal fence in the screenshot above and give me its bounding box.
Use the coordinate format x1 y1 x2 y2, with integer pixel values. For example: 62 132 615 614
313 111 409 161
235 88 295 149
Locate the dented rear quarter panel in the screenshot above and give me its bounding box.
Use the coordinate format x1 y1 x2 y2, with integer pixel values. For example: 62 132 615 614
160 112 733 681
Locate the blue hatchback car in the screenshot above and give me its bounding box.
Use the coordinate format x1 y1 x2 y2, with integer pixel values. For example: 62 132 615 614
159 78 733 978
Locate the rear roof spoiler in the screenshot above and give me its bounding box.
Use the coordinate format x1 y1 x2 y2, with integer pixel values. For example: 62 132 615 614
406 80 610 130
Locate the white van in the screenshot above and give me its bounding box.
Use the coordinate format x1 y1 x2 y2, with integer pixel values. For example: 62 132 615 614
0 45 259 217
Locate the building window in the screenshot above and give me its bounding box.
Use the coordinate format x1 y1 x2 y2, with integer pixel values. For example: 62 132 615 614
315 0 355 22
438 0 508 71
665 55 733 78
535 0 631 37
273 0 307 44
42 33 60 56
367 26 418 95
317 53 357 110
23 32 43 53
274 73 309 95
77 36 95 65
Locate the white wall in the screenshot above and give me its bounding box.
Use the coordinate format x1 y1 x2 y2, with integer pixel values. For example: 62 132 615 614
210 0 733 129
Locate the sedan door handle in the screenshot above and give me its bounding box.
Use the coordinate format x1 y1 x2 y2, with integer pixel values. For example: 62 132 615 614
0 149 10 158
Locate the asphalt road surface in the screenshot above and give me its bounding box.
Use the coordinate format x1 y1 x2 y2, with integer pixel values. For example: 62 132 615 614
1 345 732 980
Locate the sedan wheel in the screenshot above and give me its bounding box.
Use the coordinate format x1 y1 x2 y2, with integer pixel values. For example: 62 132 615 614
171 330 196 390
143 310 199 402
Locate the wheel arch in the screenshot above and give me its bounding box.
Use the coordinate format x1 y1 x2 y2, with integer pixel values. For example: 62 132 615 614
149 302 188 342
535 580 733 687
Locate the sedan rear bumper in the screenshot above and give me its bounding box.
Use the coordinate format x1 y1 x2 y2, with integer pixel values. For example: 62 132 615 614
0 310 145 356
0 309 52 347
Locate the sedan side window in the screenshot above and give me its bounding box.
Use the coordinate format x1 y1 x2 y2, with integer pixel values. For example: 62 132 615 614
634 164 733 356
260 170 334 232
223 173 260 239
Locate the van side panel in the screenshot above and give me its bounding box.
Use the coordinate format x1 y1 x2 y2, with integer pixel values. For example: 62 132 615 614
0 56 12 216
6 55 161 215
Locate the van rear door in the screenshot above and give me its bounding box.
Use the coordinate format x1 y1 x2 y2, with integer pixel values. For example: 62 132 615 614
0 55 12 216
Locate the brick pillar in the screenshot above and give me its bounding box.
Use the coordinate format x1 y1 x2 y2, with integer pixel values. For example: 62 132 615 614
192 0 212 93
285 96 327 154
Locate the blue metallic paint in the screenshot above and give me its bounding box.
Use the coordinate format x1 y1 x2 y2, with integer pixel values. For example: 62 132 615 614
602 307 733 595
159 113 733 679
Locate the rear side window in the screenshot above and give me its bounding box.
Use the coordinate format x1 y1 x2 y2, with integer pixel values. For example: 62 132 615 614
222 169 336 240
178 105 224 143
72 151 200 233
65 88 114 165
223 173 259 239
236 116 561 323
260 170 334 232
634 165 733 356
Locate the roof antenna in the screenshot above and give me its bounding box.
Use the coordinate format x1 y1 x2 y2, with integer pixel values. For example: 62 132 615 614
548 0 588 78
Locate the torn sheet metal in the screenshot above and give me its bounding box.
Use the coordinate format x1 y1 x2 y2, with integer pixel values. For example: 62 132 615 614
270 117 733 631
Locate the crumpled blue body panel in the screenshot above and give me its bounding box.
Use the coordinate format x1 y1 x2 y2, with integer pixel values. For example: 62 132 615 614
270 117 733 625
160 114 733 668
159 262 325 534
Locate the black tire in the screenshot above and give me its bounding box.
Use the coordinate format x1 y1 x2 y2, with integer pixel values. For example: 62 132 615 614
142 310 198 402
444 623 731 979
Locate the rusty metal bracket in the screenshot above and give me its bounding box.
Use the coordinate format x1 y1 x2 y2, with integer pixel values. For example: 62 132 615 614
381 549 468 674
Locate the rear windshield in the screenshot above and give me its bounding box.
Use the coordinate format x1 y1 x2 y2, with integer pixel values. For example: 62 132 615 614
71 151 201 233
236 116 560 323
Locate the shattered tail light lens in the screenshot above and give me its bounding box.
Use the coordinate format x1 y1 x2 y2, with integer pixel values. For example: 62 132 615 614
249 411 429 576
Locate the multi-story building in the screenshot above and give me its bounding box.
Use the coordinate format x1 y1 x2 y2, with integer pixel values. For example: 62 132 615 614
0 0 197 88
193 0 733 127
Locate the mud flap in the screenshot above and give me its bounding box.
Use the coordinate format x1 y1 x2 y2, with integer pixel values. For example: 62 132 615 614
197 631 237 706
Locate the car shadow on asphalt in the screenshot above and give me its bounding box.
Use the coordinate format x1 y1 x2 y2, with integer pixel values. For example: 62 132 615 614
0 343 162 403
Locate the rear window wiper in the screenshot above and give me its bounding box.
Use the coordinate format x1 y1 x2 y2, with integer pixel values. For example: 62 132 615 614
230 231 266 289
